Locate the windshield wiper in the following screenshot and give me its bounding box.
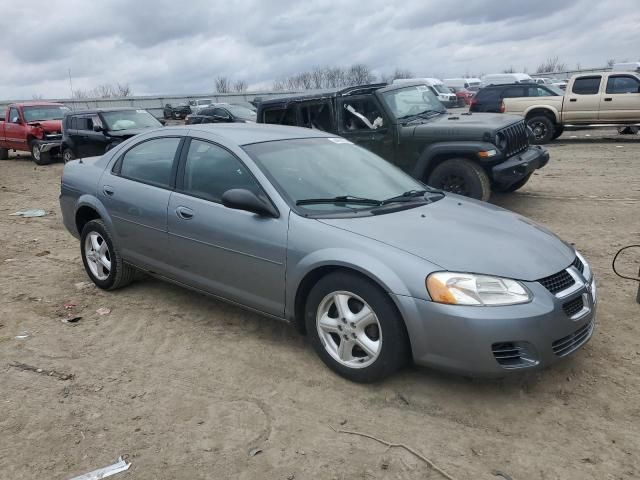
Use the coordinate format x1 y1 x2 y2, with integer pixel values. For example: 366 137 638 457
380 189 445 205
296 195 382 206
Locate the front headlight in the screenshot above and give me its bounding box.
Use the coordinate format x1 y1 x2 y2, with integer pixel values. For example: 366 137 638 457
426 272 531 306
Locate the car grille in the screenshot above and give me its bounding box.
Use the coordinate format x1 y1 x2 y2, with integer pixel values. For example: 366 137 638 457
572 256 584 274
491 342 538 368
562 296 584 317
497 120 529 157
552 320 593 357
538 269 575 294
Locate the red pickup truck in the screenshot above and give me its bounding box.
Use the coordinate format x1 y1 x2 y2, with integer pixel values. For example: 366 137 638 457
0 102 70 165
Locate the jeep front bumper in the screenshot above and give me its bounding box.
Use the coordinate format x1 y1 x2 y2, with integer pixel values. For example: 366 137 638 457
491 145 549 186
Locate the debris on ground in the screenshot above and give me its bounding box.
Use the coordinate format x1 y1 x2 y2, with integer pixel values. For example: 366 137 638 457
74 281 94 291
35 250 50 257
68 456 131 480
96 307 112 316
248 447 262 457
64 302 77 310
9 209 47 218
61 316 83 324
492 470 514 480
14 332 30 339
10 362 73 380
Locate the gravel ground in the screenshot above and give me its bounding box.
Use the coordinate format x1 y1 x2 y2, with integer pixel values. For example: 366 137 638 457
0 128 639 480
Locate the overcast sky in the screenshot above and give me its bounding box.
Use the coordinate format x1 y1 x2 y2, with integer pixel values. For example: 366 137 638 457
1 0 639 99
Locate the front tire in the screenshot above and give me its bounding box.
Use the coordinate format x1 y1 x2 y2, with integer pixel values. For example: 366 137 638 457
30 141 51 165
62 148 76 163
526 115 556 144
427 158 491 201
305 271 410 383
80 219 136 290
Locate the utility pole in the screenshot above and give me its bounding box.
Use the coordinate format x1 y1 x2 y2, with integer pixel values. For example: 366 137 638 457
68 68 75 110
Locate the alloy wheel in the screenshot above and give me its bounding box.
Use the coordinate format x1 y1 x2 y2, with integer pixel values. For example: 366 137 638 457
316 291 382 369
531 121 548 140
440 174 469 195
32 144 41 161
84 231 111 281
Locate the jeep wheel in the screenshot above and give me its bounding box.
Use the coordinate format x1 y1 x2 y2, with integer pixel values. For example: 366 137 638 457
0 147 8 160
427 158 491 201
526 116 556 144
62 148 76 163
493 173 532 193
30 141 52 165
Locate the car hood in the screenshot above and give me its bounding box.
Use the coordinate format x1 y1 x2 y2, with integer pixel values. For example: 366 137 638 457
407 113 523 139
106 127 155 138
27 119 62 131
317 196 575 282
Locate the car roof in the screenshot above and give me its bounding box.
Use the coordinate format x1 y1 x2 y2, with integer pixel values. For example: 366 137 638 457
257 83 388 106
480 83 533 89
12 101 66 107
63 107 143 116
182 123 335 145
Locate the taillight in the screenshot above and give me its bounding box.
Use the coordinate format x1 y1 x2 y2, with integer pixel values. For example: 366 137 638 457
470 98 478 108
499 101 505 113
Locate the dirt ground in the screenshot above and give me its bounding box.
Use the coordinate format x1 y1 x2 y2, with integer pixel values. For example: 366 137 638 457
1 129 639 480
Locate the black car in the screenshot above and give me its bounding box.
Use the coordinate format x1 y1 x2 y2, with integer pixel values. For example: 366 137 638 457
185 104 257 125
61 108 163 162
163 103 191 119
470 83 563 113
257 83 549 201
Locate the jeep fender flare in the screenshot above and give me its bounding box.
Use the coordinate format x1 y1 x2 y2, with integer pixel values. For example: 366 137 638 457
523 106 560 124
412 141 497 181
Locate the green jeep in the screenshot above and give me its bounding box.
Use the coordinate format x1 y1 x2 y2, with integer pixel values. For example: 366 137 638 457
256 82 549 200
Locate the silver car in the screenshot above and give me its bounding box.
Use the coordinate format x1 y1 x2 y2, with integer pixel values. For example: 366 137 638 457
60 124 597 382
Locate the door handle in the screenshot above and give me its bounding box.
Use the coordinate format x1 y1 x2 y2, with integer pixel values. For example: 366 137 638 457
569 99 577 102
604 98 612 102
103 185 115 196
176 206 194 220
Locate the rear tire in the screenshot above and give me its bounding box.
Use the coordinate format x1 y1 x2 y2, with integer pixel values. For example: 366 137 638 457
526 115 556 144
62 148 76 163
30 140 52 165
0 147 8 160
427 158 491 201
80 219 136 290
493 173 532 193
551 126 564 140
305 271 410 383
618 126 639 135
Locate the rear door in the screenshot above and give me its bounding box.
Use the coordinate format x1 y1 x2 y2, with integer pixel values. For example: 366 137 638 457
337 95 395 163
563 76 602 123
99 135 183 272
599 74 640 121
167 137 287 316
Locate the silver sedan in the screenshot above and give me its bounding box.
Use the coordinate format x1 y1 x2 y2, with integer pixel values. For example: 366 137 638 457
60 124 596 382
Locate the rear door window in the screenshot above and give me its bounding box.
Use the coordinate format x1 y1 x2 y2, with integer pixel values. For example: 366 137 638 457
262 106 297 126
475 89 500 103
299 102 333 131
118 137 181 189
501 87 526 98
606 75 640 94
572 76 601 95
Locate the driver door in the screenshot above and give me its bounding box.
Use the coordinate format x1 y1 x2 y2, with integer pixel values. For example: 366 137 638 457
337 96 395 163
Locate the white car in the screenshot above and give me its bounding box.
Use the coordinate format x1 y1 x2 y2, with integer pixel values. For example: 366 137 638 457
188 99 214 114
392 78 458 107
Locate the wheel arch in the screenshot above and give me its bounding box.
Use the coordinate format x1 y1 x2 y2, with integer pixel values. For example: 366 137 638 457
524 106 560 124
412 142 494 182
74 195 114 237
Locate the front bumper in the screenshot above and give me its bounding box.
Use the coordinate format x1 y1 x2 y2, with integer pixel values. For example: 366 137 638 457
34 139 62 154
394 272 596 376
491 145 549 186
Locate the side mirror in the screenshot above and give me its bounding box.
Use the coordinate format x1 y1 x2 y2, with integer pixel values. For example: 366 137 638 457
93 124 104 132
221 189 278 217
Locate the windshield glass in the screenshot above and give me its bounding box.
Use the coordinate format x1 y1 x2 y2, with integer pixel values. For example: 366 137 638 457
547 85 565 95
382 85 446 118
227 105 257 120
243 138 427 213
23 106 70 122
101 110 162 131
432 84 450 94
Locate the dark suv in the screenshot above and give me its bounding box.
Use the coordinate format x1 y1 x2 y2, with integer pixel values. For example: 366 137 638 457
257 83 549 200
163 103 191 119
185 103 257 125
470 83 563 113
61 108 163 162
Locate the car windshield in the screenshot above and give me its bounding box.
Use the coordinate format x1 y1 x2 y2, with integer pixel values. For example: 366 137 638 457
432 84 450 94
101 110 162 131
382 85 446 119
23 106 70 122
243 137 429 213
547 85 565 95
227 105 257 120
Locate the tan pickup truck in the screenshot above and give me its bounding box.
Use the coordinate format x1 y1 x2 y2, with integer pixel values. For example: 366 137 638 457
503 71 640 143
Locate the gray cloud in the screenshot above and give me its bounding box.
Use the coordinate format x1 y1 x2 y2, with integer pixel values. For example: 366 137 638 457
0 0 638 99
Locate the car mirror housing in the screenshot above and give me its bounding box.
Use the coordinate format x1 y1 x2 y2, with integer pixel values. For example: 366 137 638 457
221 189 278 217
93 124 104 132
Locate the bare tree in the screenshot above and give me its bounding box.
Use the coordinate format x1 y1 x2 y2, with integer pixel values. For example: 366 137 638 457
233 80 248 92
536 56 566 74
72 89 90 99
115 82 132 97
606 58 616 68
346 64 375 85
215 76 231 93
502 66 516 74
31 93 44 100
